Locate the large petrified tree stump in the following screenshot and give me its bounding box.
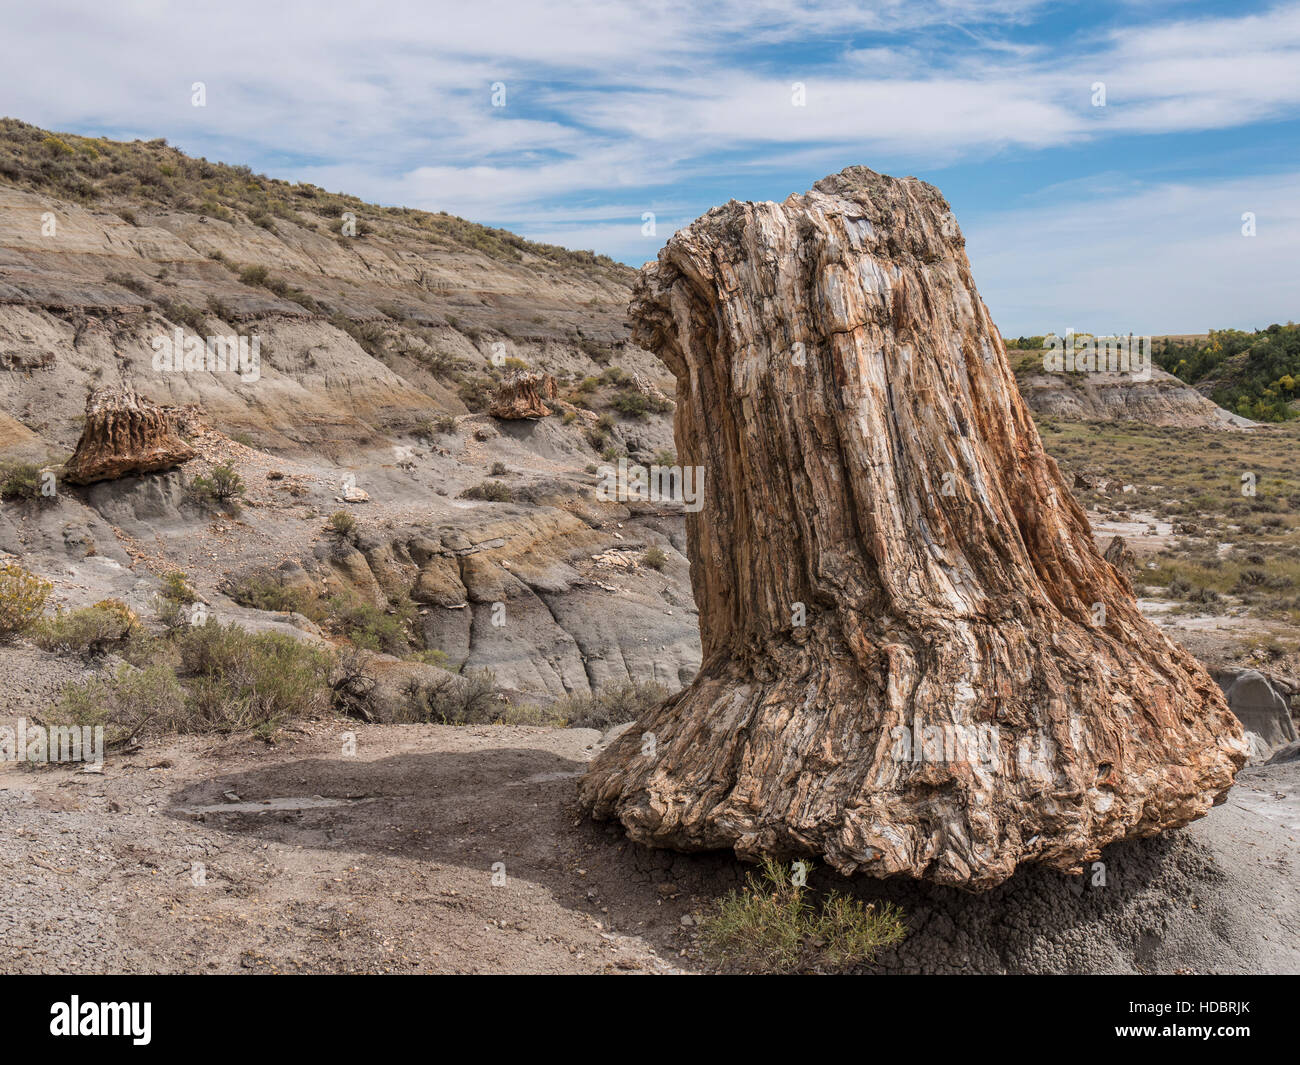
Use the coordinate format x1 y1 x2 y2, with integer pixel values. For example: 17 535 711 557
579 167 1247 889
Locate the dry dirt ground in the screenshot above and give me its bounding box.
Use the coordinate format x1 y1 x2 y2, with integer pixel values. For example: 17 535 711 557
3 719 1297 975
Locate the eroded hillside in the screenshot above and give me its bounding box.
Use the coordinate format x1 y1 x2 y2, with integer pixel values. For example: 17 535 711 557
0 119 697 708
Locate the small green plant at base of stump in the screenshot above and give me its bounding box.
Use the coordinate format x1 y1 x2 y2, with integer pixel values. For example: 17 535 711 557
700 857 906 973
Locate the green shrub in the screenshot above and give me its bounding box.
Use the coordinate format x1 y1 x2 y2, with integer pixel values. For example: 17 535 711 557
489 461 508 476
172 621 334 735
457 376 493 412
153 571 202 629
405 648 450 669
160 571 198 604
187 462 244 509
402 668 500 724
0 462 48 501
493 702 568 727
327 592 411 654
327 511 357 539
33 600 139 654
0 562 52 642
611 389 671 418
416 414 460 440
60 623 330 741
161 300 209 335
56 663 187 746
460 480 512 502
231 574 324 621
209 462 244 498
642 545 668 571
700 858 906 973
543 679 668 730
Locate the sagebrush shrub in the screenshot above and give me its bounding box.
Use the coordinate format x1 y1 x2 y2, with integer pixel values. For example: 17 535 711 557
34 600 139 654
0 562 51 642
536 679 668 730
401 668 500 724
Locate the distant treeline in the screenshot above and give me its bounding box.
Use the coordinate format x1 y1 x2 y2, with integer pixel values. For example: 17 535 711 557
1155 323 1300 423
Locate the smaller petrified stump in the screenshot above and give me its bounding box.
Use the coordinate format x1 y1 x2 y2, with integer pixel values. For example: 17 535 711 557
64 388 197 485
1103 535 1137 580
488 371 558 419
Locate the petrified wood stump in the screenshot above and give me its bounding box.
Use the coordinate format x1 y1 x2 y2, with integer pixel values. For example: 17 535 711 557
64 387 197 485
579 167 1247 889
488 370 558 419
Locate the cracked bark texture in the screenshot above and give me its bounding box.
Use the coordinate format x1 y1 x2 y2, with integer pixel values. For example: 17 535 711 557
579 167 1248 889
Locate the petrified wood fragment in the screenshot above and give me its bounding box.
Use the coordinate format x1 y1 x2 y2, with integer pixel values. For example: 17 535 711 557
579 167 1247 889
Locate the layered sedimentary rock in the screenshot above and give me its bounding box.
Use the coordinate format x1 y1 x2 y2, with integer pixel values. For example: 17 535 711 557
1214 669 1297 750
1017 364 1254 428
579 167 1248 889
488 371 558 419
64 387 196 485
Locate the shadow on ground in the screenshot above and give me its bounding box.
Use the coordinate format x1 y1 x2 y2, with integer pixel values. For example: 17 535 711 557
164 741 1253 974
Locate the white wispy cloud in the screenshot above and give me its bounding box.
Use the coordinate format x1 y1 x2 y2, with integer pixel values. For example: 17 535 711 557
966 171 1300 334
0 0 1296 325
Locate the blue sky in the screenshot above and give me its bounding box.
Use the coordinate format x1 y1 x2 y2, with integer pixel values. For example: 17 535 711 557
2 0 1298 335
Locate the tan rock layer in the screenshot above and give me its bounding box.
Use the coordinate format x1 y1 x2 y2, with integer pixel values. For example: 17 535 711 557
579 166 1247 889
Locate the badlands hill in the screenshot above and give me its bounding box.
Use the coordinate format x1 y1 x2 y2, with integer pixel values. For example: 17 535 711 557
0 118 697 707
0 118 658 454
1007 344 1254 428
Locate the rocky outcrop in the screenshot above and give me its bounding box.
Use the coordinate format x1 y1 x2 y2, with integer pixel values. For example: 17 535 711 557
488 371 558 419
580 166 1248 889
1213 668 1298 750
0 124 666 461
1016 363 1255 428
63 388 196 485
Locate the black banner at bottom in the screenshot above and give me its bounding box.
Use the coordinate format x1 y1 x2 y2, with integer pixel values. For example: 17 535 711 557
1 973 1292 1050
